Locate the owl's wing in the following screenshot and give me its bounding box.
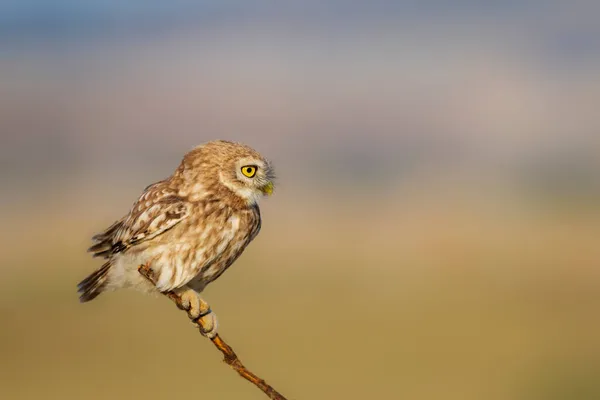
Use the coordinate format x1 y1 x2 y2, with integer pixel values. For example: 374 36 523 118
88 182 190 257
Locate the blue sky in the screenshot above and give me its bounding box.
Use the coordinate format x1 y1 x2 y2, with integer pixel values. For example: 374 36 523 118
0 1 572 39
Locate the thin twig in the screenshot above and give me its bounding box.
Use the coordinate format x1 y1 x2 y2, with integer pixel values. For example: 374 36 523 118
138 264 288 400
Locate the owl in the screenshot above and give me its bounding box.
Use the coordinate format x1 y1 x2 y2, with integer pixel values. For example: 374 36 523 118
77 140 275 338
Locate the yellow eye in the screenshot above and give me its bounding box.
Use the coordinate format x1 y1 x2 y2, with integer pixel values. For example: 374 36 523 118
241 165 257 178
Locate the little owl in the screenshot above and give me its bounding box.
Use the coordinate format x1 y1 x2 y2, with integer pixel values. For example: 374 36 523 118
77 140 275 338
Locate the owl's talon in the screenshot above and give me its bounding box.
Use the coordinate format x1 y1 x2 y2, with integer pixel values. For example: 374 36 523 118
176 295 191 312
196 311 218 339
173 287 217 337
198 307 212 318
174 288 203 319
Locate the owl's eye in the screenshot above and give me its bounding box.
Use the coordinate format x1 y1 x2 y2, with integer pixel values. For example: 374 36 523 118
241 165 257 178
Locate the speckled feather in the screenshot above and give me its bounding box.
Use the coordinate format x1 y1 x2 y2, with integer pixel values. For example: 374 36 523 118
78 140 272 302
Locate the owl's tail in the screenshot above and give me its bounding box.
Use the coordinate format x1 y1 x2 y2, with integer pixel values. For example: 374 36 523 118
77 261 111 302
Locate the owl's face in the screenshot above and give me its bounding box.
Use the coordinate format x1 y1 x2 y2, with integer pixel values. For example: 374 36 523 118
220 155 275 204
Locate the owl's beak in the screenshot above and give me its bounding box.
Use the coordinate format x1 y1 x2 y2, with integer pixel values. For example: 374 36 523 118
261 181 274 195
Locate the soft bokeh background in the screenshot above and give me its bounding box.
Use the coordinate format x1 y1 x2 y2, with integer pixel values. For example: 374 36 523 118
1 2 599 399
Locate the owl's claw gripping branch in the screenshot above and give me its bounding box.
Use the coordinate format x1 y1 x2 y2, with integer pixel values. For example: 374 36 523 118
173 287 219 338
137 264 288 400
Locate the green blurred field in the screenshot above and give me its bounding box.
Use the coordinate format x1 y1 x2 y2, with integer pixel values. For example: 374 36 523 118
1 184 599 400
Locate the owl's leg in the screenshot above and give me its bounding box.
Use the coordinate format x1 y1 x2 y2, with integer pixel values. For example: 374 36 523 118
173 287 218 339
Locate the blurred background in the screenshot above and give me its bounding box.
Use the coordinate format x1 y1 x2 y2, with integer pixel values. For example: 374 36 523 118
1 1 599 399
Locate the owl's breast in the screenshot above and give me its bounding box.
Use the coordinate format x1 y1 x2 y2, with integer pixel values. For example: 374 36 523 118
151 205 261 291
194 206 261 284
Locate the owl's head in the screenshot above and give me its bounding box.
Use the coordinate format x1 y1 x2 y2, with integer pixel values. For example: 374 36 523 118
179 140 275 205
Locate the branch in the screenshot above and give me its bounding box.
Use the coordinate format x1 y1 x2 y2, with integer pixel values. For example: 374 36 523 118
138 264 289 400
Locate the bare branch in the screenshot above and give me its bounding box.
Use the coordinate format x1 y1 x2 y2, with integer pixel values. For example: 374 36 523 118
138 264 289 400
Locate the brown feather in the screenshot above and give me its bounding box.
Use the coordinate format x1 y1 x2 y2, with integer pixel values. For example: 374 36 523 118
77 261 111 302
